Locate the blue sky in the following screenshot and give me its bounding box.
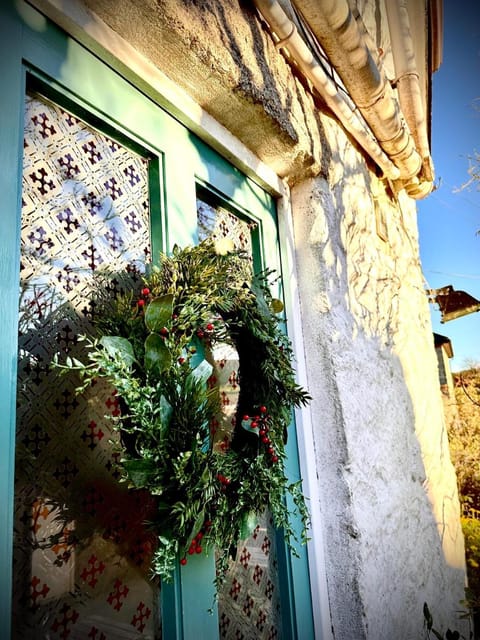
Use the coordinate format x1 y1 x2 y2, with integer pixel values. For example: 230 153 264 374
417 0 480 371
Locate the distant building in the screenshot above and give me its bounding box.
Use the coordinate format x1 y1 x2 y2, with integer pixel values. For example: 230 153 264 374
434 333 455 395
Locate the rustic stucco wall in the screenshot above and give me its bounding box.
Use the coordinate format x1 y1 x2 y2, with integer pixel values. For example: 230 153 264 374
290 138 467 637
47 0 467 637
79 0 330 183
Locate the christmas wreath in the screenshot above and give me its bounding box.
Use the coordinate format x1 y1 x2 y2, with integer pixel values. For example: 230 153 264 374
59 239 310 583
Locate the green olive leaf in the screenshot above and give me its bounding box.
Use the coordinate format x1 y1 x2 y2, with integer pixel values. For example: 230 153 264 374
240 511 258 539
144 333 172 374
99 335 136 367
187 507 206 548
145 293 174 332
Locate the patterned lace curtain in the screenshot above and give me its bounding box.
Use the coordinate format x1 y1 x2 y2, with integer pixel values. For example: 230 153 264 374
14 94 160 639
197 198 284 640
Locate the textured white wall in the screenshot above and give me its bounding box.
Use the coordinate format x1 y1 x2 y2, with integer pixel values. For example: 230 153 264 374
291 124 467 638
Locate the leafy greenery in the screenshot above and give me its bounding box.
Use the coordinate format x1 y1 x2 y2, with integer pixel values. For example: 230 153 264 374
55 239 310 583
462 517 480 589
449 368 480 510
445 366 480 631
461 517 480 631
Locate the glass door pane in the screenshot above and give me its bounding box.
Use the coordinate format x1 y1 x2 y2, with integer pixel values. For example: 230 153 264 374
197 196 283 640
13 92 160 639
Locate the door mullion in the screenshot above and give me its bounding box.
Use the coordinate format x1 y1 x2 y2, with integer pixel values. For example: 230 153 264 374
0 3 25 637
162 555 219 640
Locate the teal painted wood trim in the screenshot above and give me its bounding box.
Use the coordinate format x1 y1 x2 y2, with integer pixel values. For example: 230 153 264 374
162 553 219 640
277 424 316 640
161 564 185 638
0 3 25 637
148 156 168 257
275 202 317 638
192 135 275 221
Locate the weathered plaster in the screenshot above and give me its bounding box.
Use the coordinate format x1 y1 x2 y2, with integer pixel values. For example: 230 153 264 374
291 155 466 637
80 0 330 183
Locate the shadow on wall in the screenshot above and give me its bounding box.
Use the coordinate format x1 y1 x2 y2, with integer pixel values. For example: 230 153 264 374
291 165 468 638
179 0 333 180
184 0 298 138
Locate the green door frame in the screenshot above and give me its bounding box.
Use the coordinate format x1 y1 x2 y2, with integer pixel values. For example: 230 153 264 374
0 2 314 638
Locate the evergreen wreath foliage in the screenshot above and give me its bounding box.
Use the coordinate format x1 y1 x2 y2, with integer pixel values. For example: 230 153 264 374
58 239 310 583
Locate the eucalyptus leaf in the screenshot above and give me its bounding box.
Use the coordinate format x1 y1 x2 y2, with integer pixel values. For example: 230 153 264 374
123 458 157 487
159 394 173 430
241 417 259 437
188 336 205 369
251 284 271 318
145 333 172 374
191 359 213 384
240 511 258 539
100 335 136 367
145 293 174 332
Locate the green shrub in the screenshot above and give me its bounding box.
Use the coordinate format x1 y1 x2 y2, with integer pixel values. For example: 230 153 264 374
462 517 480 621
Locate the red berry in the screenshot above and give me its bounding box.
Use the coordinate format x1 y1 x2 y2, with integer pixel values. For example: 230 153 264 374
262 436 270 444
196 546 203 554
178 357 185 364
196 532 203 541
271 455 278 463
160 327 169 336
267 446 274 454
137 299 145 307
260 406 267 414
196 329 204 338
251 421 259 429
188 547 195 555
259 429 266 436
206 323 214 331
242 415 250 422
180 557 187 565
142 287 150 296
